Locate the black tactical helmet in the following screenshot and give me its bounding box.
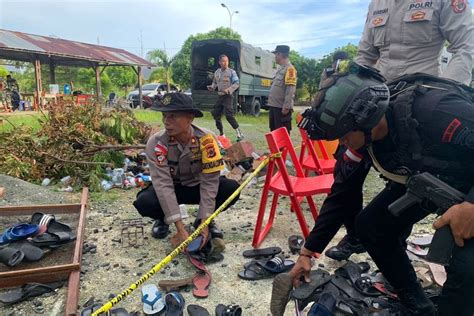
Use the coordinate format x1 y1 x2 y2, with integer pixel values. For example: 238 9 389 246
300 62 389 140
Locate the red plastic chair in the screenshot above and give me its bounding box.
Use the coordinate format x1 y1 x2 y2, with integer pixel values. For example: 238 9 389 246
252 127 334 248
298 128 336 175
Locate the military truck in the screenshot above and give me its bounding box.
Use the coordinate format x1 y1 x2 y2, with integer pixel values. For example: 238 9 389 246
191 39 276 116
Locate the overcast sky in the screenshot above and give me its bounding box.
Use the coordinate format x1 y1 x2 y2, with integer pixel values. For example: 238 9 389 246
0 0 370 59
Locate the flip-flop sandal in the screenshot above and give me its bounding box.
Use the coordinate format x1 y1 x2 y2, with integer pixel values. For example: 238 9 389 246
187 253 208 272
81 303 102 316
0 246 24 267
238 261 275 280
288 235 304 254
192 271 211 298
187 235 205 254
410 234 433 247
141 283 165 315
330 275 367 301
354 276 381 297
0 281 63 305
271 273 293 316
8 241 44 262
292 269 331 300
158 276 194 292
30 232 75 247
215 304 242 316
407 244 428 257
0 224 39 245
308 290 337 315
257 255 295 274
242 246 281 258
373 282 398 299
428 262 447 287
30 212 55 235
415 267 433 289
187 304 210 316
334 261 371 285
164 292 185 316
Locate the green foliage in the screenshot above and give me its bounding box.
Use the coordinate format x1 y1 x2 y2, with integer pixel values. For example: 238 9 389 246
0 66 9 78
105 66 136 95
147 49 174 90
171 27 241 88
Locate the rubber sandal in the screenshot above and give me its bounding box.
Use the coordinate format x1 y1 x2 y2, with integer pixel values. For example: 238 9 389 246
410 234 433 247
271 273 293 316
242 246 281 258
187 235 205 254
0 224 39 245
354 276 381 297
334 260 370 285
292 269 332 301
415 267 433 289
30 231 75 247
30 212 55 235
308 291 336 316
192 271 211 298
428 262 446 287
81 303 102 316
288 235 304 254
164 292 185 316
187 304 210 316
158 276 194 292
407 244 428 257
9 241 44 262
330 275 367 301
257 255 295 273
215 304 242 316
238 261 275 280
373 282 398 299
0 281 63 305
0 246 24 267
141 283 164 315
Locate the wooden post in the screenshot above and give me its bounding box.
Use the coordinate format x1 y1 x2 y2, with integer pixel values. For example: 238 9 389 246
34 59 42 110
94 64 102 101
49 62 56 84
138 66 143 109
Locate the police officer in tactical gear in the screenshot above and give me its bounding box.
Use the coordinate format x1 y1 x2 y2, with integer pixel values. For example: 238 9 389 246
319 0 474 262
133 93 240 246
293 63 474 316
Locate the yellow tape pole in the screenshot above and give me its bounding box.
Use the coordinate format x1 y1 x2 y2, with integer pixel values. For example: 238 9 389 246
92 154 277 315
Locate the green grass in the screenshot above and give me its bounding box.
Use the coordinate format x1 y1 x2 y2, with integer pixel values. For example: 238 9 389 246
0 108 300 149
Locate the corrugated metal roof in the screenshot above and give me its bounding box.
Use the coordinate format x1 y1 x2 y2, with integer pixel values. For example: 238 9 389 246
0 29 155 67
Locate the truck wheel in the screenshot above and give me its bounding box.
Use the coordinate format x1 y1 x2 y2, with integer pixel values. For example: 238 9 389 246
251 99 261 117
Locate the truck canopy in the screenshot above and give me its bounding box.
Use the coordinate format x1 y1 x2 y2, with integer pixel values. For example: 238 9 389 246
191 39 275 79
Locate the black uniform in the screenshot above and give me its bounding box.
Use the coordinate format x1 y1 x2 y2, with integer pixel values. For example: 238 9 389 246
305 77 474 315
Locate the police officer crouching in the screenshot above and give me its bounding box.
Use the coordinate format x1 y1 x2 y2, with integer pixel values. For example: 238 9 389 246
133 93 240 247
295 63 474 316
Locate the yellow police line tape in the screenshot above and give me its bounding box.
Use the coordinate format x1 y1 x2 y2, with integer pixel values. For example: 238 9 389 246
91 153 280 315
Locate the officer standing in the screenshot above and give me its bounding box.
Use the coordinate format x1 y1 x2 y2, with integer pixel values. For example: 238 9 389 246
133 93 240 245
294 65 474 315
207 54 244 141
306 0 474 263
268 45 297 132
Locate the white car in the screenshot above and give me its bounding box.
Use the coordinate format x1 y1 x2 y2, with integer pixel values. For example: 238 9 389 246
127 83 178 107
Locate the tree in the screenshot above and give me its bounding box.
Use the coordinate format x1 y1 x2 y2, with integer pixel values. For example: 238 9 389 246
0 66 9 78
171 27 241 88
105 66 136 96
147 49 174 92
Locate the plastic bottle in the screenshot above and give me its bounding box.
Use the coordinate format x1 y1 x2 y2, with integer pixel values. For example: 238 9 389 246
101 180 113 191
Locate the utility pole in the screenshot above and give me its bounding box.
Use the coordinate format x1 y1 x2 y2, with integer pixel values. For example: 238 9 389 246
221 3 239 30
139 30 144 58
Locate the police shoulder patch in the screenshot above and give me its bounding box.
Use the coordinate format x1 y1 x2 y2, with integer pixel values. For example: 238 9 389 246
154 141 168 166
451 0 467 13
200 134 224 173
285 66 297 86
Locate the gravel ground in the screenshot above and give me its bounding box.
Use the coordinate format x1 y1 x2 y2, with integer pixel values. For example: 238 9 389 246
0 165 435 315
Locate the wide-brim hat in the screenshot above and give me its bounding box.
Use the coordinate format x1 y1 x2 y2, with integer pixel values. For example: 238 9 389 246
272 45 290 54
151 93 203 117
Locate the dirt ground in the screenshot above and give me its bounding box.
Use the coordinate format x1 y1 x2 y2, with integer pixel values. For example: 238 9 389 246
0 165 436 315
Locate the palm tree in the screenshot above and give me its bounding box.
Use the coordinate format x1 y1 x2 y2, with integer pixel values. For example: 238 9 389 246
147 49 175 93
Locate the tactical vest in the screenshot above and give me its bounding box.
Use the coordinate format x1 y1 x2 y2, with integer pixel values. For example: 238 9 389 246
372 74 474 189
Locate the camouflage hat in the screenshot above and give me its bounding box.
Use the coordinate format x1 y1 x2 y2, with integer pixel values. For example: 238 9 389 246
151 93 203 117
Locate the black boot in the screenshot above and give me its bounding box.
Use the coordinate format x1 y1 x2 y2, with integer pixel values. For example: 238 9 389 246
397 283 436 315
151 219 170 239
193 219 224 239
325 234 365 261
